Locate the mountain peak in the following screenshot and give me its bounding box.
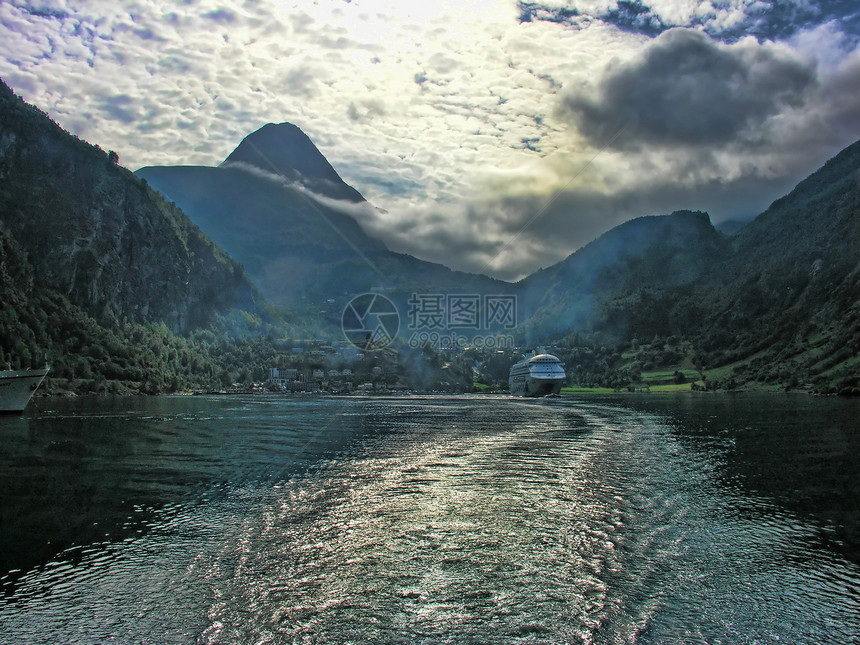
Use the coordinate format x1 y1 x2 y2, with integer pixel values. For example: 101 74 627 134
221 122 364 202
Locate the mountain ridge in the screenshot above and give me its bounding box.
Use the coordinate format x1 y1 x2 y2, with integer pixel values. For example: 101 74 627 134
138 117 860 392
136 123 508 309
515 209 728 340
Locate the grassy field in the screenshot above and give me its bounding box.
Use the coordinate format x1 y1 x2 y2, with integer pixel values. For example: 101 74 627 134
561 383 699 394
639 369 699 385
702 350 767 382
645 382 695 392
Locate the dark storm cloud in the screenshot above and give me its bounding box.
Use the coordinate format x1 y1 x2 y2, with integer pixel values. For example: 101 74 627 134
24 7 69 21
822 52 860 138
518 0 860 43
561 28 815 148
507 173 801 242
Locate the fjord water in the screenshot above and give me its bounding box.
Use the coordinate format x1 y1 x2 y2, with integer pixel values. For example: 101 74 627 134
0 395 858 643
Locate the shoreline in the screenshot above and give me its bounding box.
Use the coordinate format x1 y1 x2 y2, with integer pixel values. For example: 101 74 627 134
32 385 852 401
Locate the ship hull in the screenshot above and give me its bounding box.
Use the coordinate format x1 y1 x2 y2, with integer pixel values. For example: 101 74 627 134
511 375 564 397
0 368 49 413
509 353 565 397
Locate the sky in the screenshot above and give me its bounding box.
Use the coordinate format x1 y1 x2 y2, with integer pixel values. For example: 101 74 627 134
2 0 859 281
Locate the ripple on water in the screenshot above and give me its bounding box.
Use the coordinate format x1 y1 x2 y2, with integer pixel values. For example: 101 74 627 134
2 396 859 644
190 404 667 643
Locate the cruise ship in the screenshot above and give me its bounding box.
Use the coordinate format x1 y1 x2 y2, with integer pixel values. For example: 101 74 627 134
0 366 49 413
509 353 566 397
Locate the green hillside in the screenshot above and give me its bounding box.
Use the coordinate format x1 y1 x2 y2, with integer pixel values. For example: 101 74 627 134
0 79 291 393
0 79 260 333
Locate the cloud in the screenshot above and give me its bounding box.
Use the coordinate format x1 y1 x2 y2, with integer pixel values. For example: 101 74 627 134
97 93 139 123
356 160 804 281
560 28 816 147
203 9 237 24
223 160 381 221
0 0 858 283
519 0 860 42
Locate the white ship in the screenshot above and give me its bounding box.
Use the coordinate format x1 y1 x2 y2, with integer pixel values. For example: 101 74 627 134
0 366 49 413
509 353 565 397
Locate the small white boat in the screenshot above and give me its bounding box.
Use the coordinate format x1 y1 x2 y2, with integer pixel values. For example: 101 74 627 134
0 366 49 413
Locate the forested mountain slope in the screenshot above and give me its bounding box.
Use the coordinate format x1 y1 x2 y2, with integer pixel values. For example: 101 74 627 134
0 79 259 333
